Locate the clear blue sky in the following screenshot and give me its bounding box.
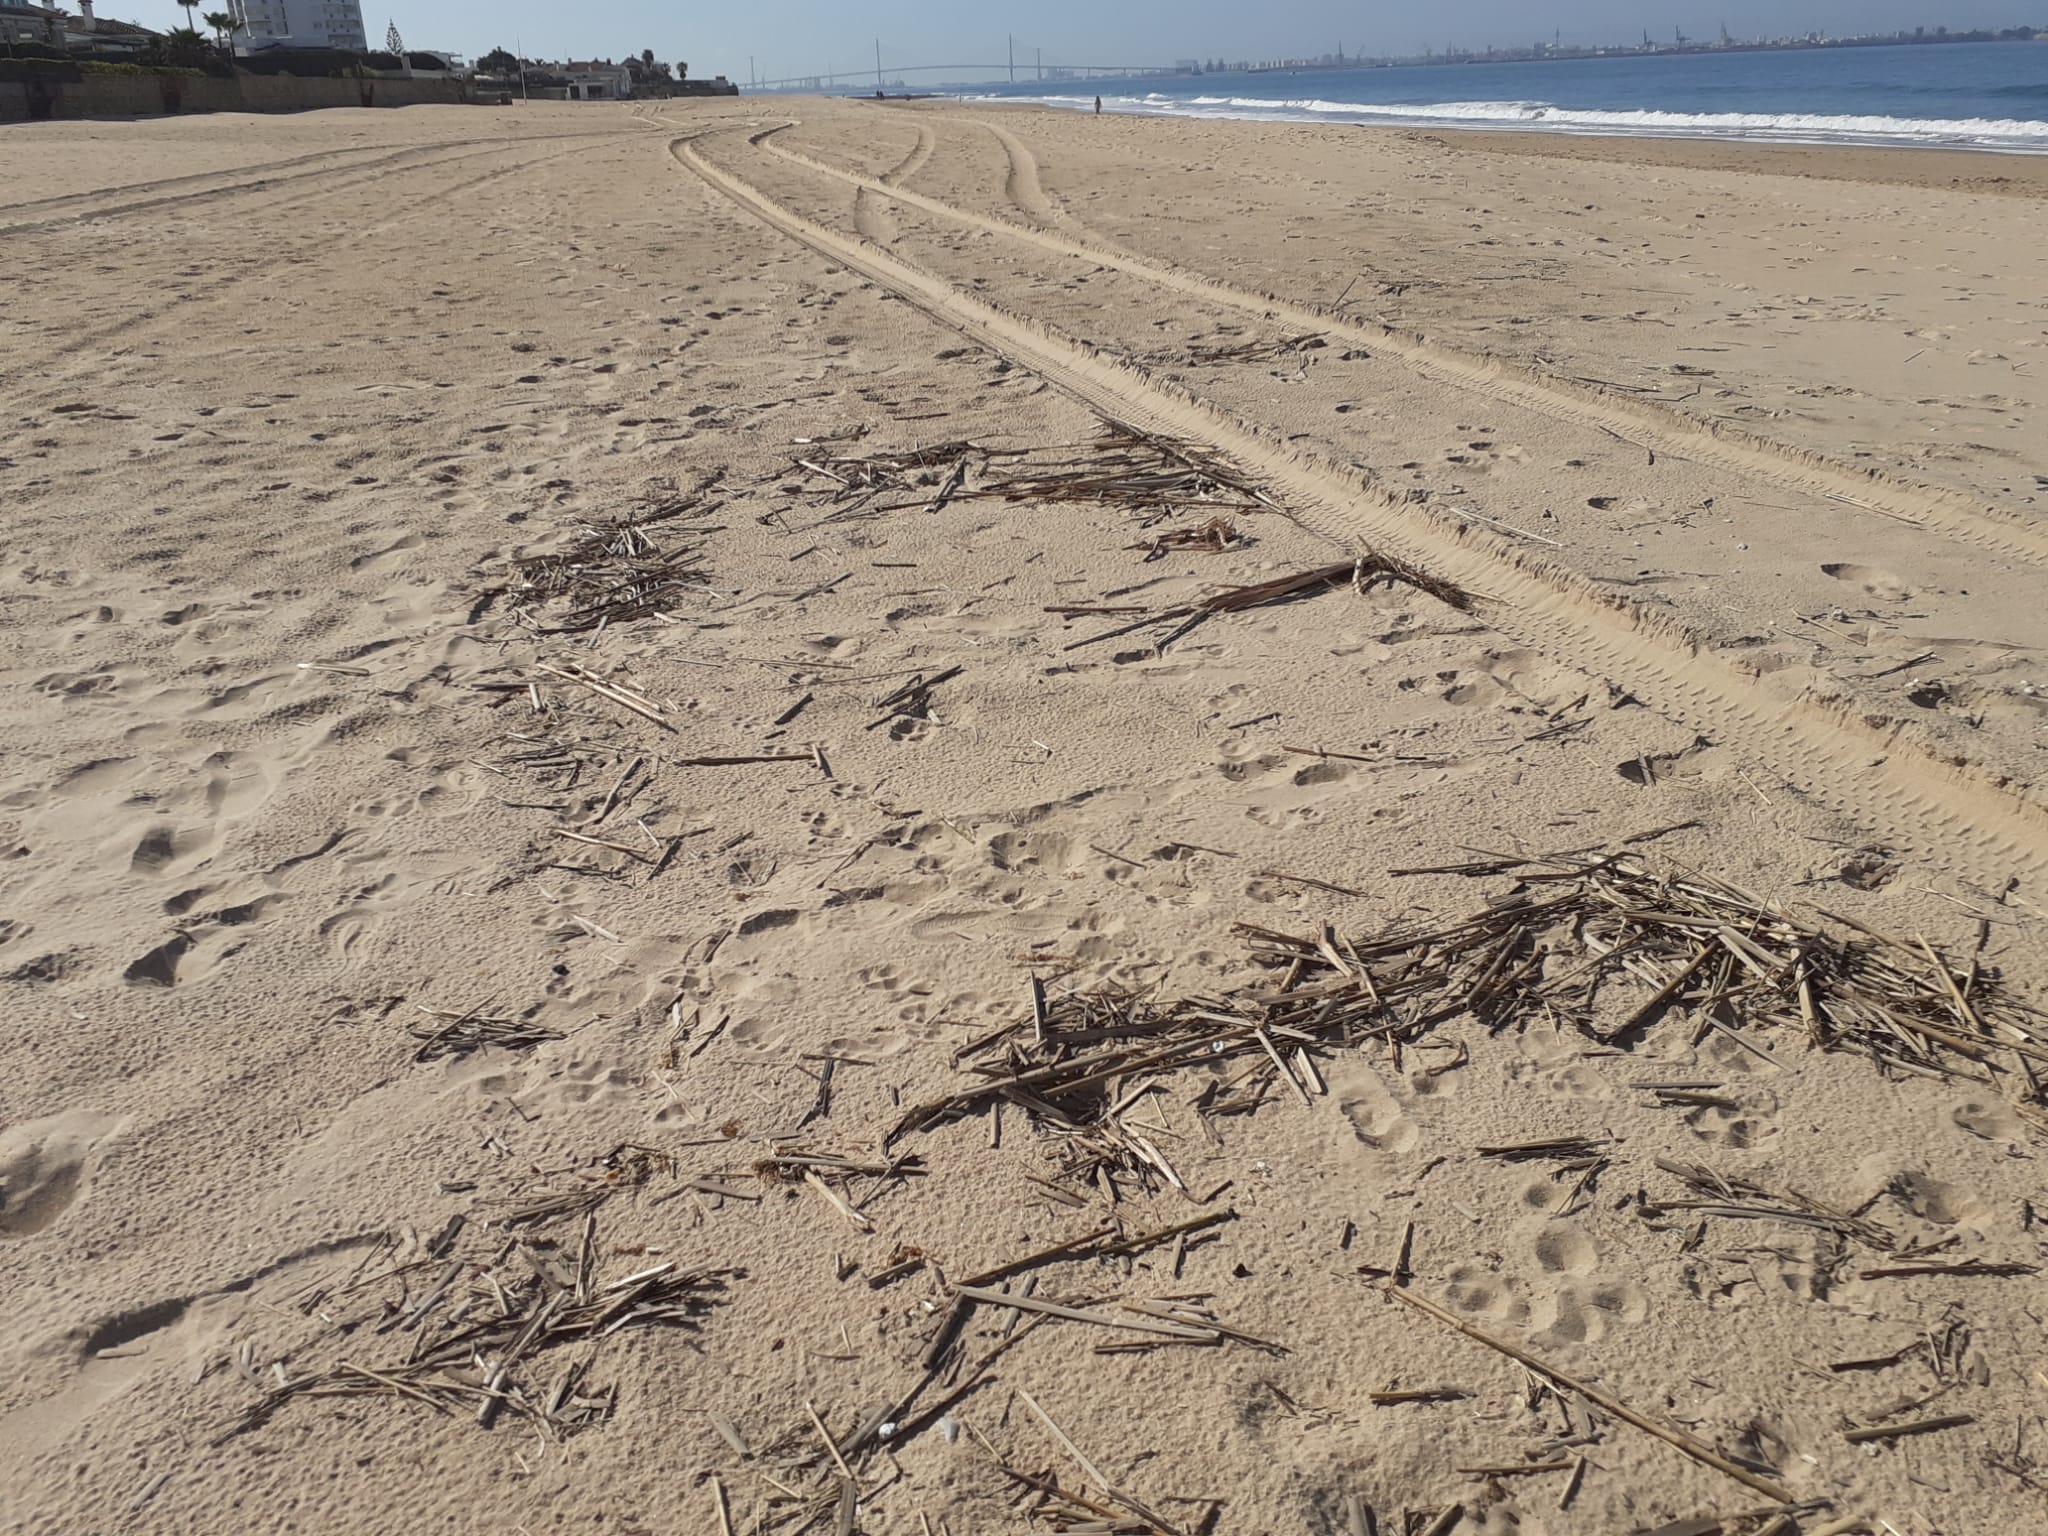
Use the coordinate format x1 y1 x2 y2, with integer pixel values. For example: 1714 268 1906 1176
118 1 2042 79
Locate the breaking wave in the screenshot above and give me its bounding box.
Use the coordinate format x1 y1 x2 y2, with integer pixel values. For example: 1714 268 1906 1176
967 90 2048 152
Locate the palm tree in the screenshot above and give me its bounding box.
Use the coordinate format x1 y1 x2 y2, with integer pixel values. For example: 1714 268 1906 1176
177 0 201 30
202 10 236 51
151 26 213 69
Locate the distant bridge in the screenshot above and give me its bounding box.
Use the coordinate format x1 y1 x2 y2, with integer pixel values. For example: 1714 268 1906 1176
748 62 1171 91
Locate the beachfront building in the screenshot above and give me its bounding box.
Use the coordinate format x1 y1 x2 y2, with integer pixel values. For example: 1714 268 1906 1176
0 0 154 49
557 60 632 99
0 0 64 45
226 0 368 53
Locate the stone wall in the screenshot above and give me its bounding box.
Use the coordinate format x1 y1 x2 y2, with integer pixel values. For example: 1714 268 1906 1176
0 70 470 123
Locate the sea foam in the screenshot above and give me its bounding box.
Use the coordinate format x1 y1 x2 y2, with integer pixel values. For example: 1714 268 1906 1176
966 91 2048 151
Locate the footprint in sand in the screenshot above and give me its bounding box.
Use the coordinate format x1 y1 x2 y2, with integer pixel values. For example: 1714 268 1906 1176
349 533 423 572
1215 752 1363 829
529 1059 640 1110
703 968 802 1052
318 873 407 960
1951 1096 2027 1143
1446 1225 1648 1349
1442 1265 1529 1327
987 828 1078 876
200 751 274 819
1427 648 1593 714
2 756 133 819
1506 1056 1613 1101
851 945 939 1000
121 884 277 987
1331 1062 1419 1157
122 931 198 987
1820 561 1912 602
1885 1169 1992 1231
33 667 125 701
1529 1276 1649 1348
350 762 484 823
1532 1224 1598 1277
0 1111 120 1239
1683 1090 1779 1150
124 822 220 880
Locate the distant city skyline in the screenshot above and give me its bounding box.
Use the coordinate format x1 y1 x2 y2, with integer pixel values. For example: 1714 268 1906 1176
95 1 2048 80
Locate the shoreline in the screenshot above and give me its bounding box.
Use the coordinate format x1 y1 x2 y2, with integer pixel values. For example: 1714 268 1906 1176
949 84 2048 159
1411 121 2048 194
902 95 2048 194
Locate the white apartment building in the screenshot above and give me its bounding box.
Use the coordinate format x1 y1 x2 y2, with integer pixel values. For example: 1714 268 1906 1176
228 0 368 52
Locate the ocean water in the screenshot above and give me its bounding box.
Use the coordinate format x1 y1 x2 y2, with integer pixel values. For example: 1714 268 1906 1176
961 41 2048 152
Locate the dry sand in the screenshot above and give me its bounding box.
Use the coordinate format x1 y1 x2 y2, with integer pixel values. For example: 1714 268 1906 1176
3 97 2048 1535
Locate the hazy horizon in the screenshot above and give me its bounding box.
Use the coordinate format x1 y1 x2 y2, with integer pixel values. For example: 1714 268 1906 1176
102 1 2046 83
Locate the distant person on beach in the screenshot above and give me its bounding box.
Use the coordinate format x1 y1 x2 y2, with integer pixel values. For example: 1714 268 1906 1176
1094 96 1102 115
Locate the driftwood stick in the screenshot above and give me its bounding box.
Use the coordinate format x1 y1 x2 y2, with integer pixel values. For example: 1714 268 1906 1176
956 1225 1114 1290
955 1210 1235 1289
534 663 673 731
1844 1413 1973 1444
1017 1387 1114 1492
952 1285 1217 1340
1386 1286 1794 1503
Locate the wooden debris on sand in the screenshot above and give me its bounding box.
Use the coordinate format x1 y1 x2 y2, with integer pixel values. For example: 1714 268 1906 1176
753 1144 925 1232
1387 1287 1796 1504
788 1210 1257 1500
494 1142 674 1228
788 418 1280 530
886 968 1359 1193
672 751 824 768
867 666 962 732
212 1206 737 1445
408 1002 565 1062
1477 1135 1614 1163
1278 849 2048 1089
1129 515 1243 561
1844 1412 1975 1445
532 660 673 730
997 1386 1199 1534
891 848 2046 1190
498 492 720 634
1179 332 1328 367
1647 1158 1898 1250
973 420 1281 522
1199 557 1468 614
1058 553 1471 653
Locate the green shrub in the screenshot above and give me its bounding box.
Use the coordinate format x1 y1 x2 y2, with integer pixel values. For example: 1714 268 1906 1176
78 61 205 79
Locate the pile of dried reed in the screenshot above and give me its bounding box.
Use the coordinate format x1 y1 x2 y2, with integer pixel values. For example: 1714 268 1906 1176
214 1212 735 1445
505 495 720 634
789 419 1281 530
890 851 2046 1197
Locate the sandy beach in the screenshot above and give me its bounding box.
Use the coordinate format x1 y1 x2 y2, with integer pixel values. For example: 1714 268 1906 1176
5 97 2048 1535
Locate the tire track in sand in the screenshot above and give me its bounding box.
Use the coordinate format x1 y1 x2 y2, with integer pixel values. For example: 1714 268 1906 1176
14 139 619 403
759 121 2048 570
0 130 637 238
881 121 937 186
832 118 935 243
0 144 409 226
982 120 1066 225
675 126 2048 890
